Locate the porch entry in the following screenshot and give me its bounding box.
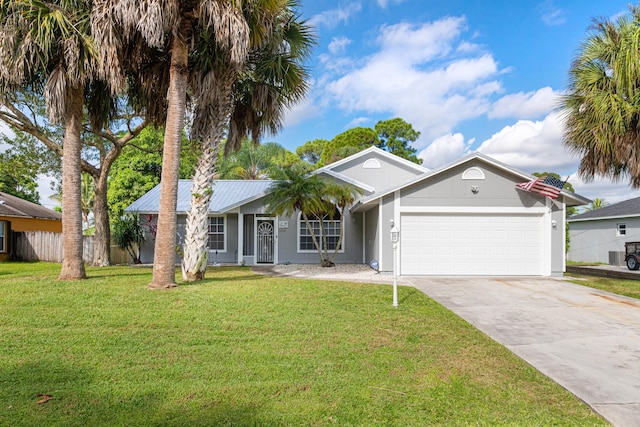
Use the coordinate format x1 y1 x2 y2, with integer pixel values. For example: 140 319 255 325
256 217 275 264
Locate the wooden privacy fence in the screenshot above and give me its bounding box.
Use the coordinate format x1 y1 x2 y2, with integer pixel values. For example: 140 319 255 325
11 231 130 264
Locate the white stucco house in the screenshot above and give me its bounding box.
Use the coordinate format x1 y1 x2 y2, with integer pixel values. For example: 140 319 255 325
568 196 640 264
125 147 589 276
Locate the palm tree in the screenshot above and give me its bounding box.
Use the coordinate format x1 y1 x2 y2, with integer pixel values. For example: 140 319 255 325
92 0 252 288
0 0 99 280
561 6 640 187
181 1 314 280
324 183 361 263
585 197 608 212
217 141 296 180
264 165 327 264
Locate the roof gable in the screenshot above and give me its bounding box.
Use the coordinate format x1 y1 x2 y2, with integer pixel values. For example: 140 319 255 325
568 196 640 222
353 152 590 210
319 146 428 175
0 192 61 221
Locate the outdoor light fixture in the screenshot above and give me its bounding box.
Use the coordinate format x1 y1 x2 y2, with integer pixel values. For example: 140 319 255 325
551 220 558 229
471 186 479 194
390 219 399 308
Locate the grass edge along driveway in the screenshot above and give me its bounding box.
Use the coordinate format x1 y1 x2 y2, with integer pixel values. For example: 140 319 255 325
0 263 607 426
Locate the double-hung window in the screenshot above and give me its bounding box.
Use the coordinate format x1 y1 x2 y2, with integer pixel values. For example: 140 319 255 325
298 212 343 252
617 223 626 236
0 221 6 253
208 216 226 251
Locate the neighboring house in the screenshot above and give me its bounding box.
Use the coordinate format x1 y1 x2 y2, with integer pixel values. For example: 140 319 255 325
568 196 640 264
0 191 62 261
125 147 589 276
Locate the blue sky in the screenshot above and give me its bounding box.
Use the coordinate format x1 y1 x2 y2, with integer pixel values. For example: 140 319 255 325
272 0 640 204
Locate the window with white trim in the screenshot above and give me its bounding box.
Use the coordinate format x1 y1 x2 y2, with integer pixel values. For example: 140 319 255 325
208 216 226 251
617 223 626 236
299 212 343 252
0 221 6 253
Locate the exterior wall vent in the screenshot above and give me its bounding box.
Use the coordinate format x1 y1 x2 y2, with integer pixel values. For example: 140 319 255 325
461 167 485 180
363 158 381 169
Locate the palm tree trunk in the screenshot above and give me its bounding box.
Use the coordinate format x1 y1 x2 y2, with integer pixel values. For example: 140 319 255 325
59 85 87 280
181 133 223 281
182 69 236 281
92 172 110 266
149 37 189 289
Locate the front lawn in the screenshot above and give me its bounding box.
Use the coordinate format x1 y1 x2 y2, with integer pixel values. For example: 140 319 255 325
0 263 606 426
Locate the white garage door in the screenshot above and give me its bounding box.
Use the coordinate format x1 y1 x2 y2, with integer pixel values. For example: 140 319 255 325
400 213 544 276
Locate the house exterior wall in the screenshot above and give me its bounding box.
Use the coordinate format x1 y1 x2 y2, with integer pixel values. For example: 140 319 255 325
568 217 640 263
0 215 62 233
275 209 364 265
379 194 395 272
364 206 379 266
399 161 546 209
330 152 423 192
550 202 566 275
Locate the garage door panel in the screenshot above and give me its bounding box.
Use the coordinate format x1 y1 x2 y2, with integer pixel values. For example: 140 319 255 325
401 213 543 276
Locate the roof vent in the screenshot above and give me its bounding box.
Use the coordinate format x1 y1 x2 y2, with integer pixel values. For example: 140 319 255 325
363 158 381 169
462 167 485 180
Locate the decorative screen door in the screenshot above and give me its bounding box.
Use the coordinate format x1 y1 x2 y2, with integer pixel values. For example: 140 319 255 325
256 218 275 264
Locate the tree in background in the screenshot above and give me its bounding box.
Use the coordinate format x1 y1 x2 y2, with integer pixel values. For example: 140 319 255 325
585 198 608 212
299 118 422 167
217 140 299 180
296 139 328 165
561 6 640 187
0 148 41 204
375 118 421 164
107 127 198 218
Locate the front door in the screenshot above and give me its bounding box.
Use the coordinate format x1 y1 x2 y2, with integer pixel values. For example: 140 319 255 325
256 218 275 264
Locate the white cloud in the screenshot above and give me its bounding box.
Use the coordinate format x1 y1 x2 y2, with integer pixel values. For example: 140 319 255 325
538 0 565 26
323 16 505 145
570 173 640 205
282 96 321 129
328 36 352 54
477 111 576 173
489 87 560 119
309 3 362 30
377 0 404 8
345 117 371 128
418 133 471 169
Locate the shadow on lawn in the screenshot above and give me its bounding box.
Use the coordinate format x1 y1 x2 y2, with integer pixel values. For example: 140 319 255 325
1 360 269 427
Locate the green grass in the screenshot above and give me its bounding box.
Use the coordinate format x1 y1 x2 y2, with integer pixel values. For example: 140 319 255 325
568 273 640 300
0 262 607 426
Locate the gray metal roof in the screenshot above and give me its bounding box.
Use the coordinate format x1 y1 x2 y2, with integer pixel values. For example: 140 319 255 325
124 179 273 214
0 191 62 220
568 196 640 222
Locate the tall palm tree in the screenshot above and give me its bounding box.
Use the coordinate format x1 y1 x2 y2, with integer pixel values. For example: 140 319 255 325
181 0 314 280
0 0 98 280
561 6 640 187
92 0 251 288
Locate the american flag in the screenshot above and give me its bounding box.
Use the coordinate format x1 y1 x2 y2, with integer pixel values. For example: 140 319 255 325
516 176 566 199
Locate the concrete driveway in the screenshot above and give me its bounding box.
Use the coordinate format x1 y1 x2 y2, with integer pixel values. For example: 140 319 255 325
403 276 640 427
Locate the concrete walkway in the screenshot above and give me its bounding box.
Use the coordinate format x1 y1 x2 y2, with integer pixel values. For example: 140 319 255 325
404 276 640 427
